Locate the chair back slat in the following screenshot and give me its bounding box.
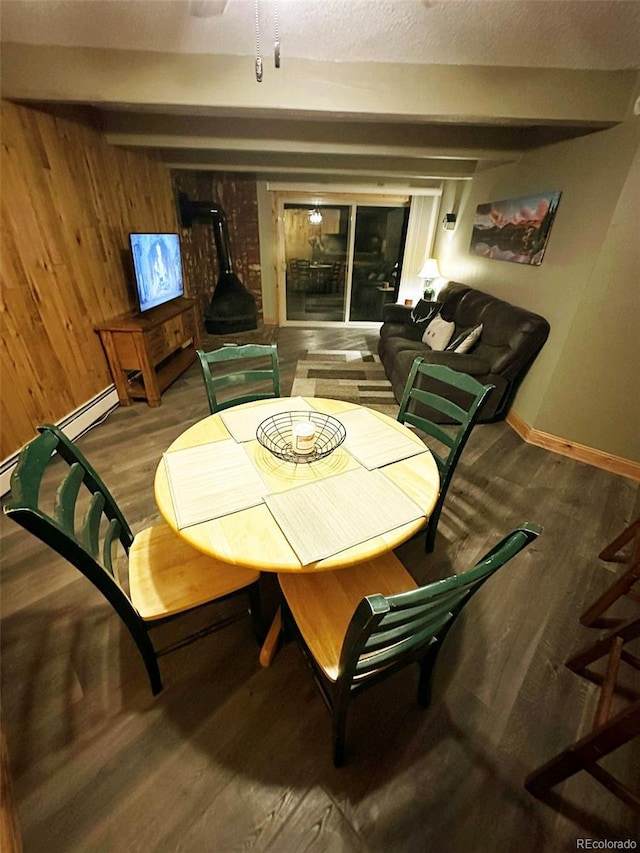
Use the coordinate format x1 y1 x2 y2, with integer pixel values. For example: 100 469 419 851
339 524 541 686
398 362 494 467
202 343 275 364
404 387 470 428
373 583 468 623
8 430 59 509
355 624 439 677
54 462 85 536
400 415 454 468
4 425 134 588
362 591 469 654
360 591 470 663
103 518 122 581
81 492 107 558
211 369 278 391
214 392 276 413
197 344 280 414
397 360 496 553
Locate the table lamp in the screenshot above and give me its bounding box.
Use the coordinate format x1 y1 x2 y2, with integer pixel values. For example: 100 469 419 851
417 258 441 301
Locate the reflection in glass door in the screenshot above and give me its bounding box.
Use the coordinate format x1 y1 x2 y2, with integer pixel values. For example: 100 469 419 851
349 206 408 322
284 204 349 322
282 201 409 324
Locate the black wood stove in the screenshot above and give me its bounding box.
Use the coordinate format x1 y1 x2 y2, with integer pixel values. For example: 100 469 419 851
177 192 258 335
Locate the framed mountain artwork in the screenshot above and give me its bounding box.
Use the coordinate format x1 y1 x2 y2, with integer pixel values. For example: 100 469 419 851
469 191 562 266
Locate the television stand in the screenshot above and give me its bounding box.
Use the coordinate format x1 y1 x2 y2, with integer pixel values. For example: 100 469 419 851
96 298 201 407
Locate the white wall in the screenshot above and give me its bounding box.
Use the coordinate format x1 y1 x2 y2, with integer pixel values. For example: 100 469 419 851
537 141 640 461
433 100 640 462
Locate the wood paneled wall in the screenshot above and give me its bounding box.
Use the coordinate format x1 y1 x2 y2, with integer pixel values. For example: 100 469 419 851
0 100 179 459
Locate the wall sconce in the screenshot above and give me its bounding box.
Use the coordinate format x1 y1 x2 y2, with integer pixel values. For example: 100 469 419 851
308 208 323 225
442 213 457 231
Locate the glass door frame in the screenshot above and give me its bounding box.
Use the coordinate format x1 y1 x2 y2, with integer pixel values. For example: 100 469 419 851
275 191 411 327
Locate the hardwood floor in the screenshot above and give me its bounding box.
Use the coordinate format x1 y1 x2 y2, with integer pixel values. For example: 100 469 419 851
2 325 639 852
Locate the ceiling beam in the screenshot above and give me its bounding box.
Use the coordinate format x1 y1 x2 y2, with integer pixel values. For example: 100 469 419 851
152 147 482 178
2 44 635 126
105 130 522 164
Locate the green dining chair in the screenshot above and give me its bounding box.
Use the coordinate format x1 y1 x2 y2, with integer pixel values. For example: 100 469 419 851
279 523 541 766
196 343 281 414
3 424 264 695
398 359 495 553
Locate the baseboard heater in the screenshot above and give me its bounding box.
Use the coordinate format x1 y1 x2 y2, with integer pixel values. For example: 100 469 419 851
0 385 120 496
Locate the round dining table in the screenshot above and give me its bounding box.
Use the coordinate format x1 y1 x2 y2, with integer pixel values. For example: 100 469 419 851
154 396 440 575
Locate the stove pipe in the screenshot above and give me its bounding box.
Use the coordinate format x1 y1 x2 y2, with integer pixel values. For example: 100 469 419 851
177 191 258 335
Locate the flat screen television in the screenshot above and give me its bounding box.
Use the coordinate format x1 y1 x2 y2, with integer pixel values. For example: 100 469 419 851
129 232 184 313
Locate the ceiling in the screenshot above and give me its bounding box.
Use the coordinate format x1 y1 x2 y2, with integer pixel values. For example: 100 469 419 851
2 0 639 187
3 0 640 69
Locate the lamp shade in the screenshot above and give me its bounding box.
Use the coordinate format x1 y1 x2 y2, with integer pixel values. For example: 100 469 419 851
417 258 441 280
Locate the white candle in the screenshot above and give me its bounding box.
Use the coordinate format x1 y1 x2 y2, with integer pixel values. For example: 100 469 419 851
293 421 316 454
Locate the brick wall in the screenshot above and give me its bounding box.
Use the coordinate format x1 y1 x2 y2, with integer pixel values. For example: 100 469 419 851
171 170 263 322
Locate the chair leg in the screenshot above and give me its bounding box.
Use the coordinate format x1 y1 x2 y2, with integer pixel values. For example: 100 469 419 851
424 497 444 553
122 614 163 694
332 691 351 767
599 518 640 563
580 518 640 626
425 515 438 554
259 607 283 668
525 702 640 807
566 616 640 674
580 563 640 626
142 654 164 696
418 644 439 707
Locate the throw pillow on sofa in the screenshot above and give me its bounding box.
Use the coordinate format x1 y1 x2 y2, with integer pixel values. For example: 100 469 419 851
410 299 442 325
446 323 483 354
422 314 455 350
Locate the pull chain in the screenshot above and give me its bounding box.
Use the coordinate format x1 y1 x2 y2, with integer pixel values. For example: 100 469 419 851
254 0 263 82
274 0 280 68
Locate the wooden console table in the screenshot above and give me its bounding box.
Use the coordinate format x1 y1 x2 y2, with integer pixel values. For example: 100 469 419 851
96 298 201 407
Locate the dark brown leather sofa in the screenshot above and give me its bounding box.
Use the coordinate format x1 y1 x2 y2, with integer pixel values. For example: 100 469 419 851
378 282 550 422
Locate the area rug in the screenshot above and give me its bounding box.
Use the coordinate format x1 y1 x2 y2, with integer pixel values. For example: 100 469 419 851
291 349 398 416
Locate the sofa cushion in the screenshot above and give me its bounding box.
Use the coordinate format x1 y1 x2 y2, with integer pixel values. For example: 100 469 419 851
422 315 455 350
447 287 549 378
394 348 492 378
380 335 431 362
379 321 424 344
379 323 422 352
437 282 470 321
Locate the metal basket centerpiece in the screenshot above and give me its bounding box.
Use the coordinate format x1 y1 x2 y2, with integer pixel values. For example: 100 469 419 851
256 411 346 463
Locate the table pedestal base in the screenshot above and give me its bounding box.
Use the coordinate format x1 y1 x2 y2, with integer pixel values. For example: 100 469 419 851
259 606 282 667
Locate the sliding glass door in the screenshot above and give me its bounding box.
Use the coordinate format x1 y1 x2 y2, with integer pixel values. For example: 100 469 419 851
281 199 409 324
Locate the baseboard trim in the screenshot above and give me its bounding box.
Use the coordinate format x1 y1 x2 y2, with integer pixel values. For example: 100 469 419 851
506 410 640 482
0 386 120 496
